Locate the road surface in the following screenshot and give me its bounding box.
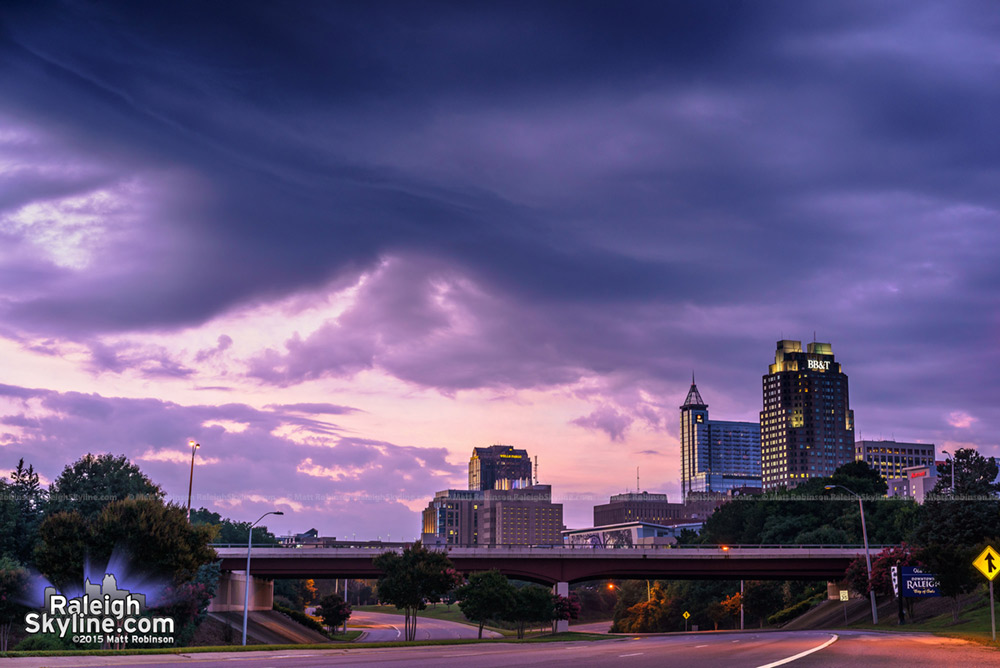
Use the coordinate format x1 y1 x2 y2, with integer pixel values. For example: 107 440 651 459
6 630 997 667
348 610 502 642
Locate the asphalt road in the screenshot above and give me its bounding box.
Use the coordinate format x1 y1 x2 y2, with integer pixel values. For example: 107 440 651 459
10 630 998 667
348 610 502 642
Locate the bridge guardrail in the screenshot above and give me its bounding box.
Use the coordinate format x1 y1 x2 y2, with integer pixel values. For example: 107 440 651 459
211 542 889 551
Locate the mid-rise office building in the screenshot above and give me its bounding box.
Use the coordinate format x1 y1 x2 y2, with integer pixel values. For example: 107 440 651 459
761 340 855 489
855 440 935 482
421 475 562 546
593 491 722 526
680 380 762 498
469 445 532 491
478 485 563 546
887 463 939 503
421 489 482 546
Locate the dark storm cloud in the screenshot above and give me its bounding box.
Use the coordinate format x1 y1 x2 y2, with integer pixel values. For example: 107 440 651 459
1 1 998 451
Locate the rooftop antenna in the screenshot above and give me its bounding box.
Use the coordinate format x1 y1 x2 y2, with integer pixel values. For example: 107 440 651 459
534 456 538 485
636 466 640 494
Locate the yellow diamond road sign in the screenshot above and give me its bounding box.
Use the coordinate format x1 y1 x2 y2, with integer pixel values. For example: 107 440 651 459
683 611 690 619
973 545 1000 581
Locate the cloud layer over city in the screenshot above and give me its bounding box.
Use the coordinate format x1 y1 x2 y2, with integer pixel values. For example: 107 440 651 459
1 1 997 536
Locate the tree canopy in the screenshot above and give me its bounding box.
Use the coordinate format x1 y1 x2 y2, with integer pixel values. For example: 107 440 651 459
190 507 280 546
0 460 46 564
456 570 516 639
373 542 460 641
933 448 1000 496
35 498 217 589
47 453 163 518
315 592 352 634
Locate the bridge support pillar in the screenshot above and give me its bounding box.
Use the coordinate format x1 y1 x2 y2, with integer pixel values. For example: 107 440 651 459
209 572 273 613
553 581 569 633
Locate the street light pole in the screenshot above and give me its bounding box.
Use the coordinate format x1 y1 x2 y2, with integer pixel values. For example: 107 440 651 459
826 485 878 625
243 510 284 645
942 450 954 495
740 579 744 631
186 441 200 522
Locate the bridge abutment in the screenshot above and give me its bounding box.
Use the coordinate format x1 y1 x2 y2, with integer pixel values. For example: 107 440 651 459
209 572 273 613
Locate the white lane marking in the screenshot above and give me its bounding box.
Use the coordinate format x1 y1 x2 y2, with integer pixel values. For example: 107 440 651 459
755 634 838 668
619 653 644 657
695 644 708 648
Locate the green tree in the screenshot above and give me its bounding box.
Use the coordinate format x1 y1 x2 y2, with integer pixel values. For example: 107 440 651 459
553 592 581 630
742 581 784 628
504 585 553 639
1 460 46 564
32 511 91 589
934 448 1000 496
273 579 318 611
612 583 680 633
190 508 280 546
844 543 922 599
919 542 979 623
315 593 352 634
717 592 742 629
35 499 217 590
373 542 459 641
0 557 29 654
148 562 221 646
456 570 515 639
608 580 648 630
47 454 163 519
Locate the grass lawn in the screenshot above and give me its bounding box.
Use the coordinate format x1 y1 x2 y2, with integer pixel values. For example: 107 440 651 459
354 604 470 625
352 604 563 638
1 631 615 657
849 592 1000 650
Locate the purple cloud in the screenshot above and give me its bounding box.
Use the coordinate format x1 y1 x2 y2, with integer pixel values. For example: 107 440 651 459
0 383 462 538
572 405 634 442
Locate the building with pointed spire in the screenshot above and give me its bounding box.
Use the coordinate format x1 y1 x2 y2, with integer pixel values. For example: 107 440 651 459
680 376 762 498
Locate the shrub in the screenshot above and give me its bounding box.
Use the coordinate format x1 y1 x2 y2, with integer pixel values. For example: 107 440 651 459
766 593 824 626
14 633 76 651
273 603 328 636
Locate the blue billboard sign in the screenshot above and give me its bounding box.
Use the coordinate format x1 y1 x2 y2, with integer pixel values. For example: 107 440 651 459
901 566 940 598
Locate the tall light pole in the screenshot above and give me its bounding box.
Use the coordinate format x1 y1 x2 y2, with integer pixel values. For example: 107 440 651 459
941 450 954 495
186 441 200 522
243 510 284 645
826 484 878 624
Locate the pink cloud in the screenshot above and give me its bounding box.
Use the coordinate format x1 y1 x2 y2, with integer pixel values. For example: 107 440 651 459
948 410 978 429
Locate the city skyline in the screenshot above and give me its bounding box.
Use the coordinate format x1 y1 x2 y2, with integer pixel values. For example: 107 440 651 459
1 2 997 539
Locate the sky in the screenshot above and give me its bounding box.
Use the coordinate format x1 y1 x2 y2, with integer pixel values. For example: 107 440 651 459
1 1 998 540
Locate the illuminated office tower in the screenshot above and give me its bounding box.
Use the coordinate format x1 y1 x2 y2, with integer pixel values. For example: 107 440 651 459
679 379 761 499
468 445 532 491
761 340 855 489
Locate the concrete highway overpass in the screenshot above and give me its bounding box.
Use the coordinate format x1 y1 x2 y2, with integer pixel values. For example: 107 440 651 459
214 545 874 585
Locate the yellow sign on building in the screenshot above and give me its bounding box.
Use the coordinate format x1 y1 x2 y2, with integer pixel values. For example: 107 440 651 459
973 545 1000 581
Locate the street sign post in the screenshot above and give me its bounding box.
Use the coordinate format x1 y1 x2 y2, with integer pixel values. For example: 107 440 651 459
839 590 849 623
973 545 1000 641
683 610 690 632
